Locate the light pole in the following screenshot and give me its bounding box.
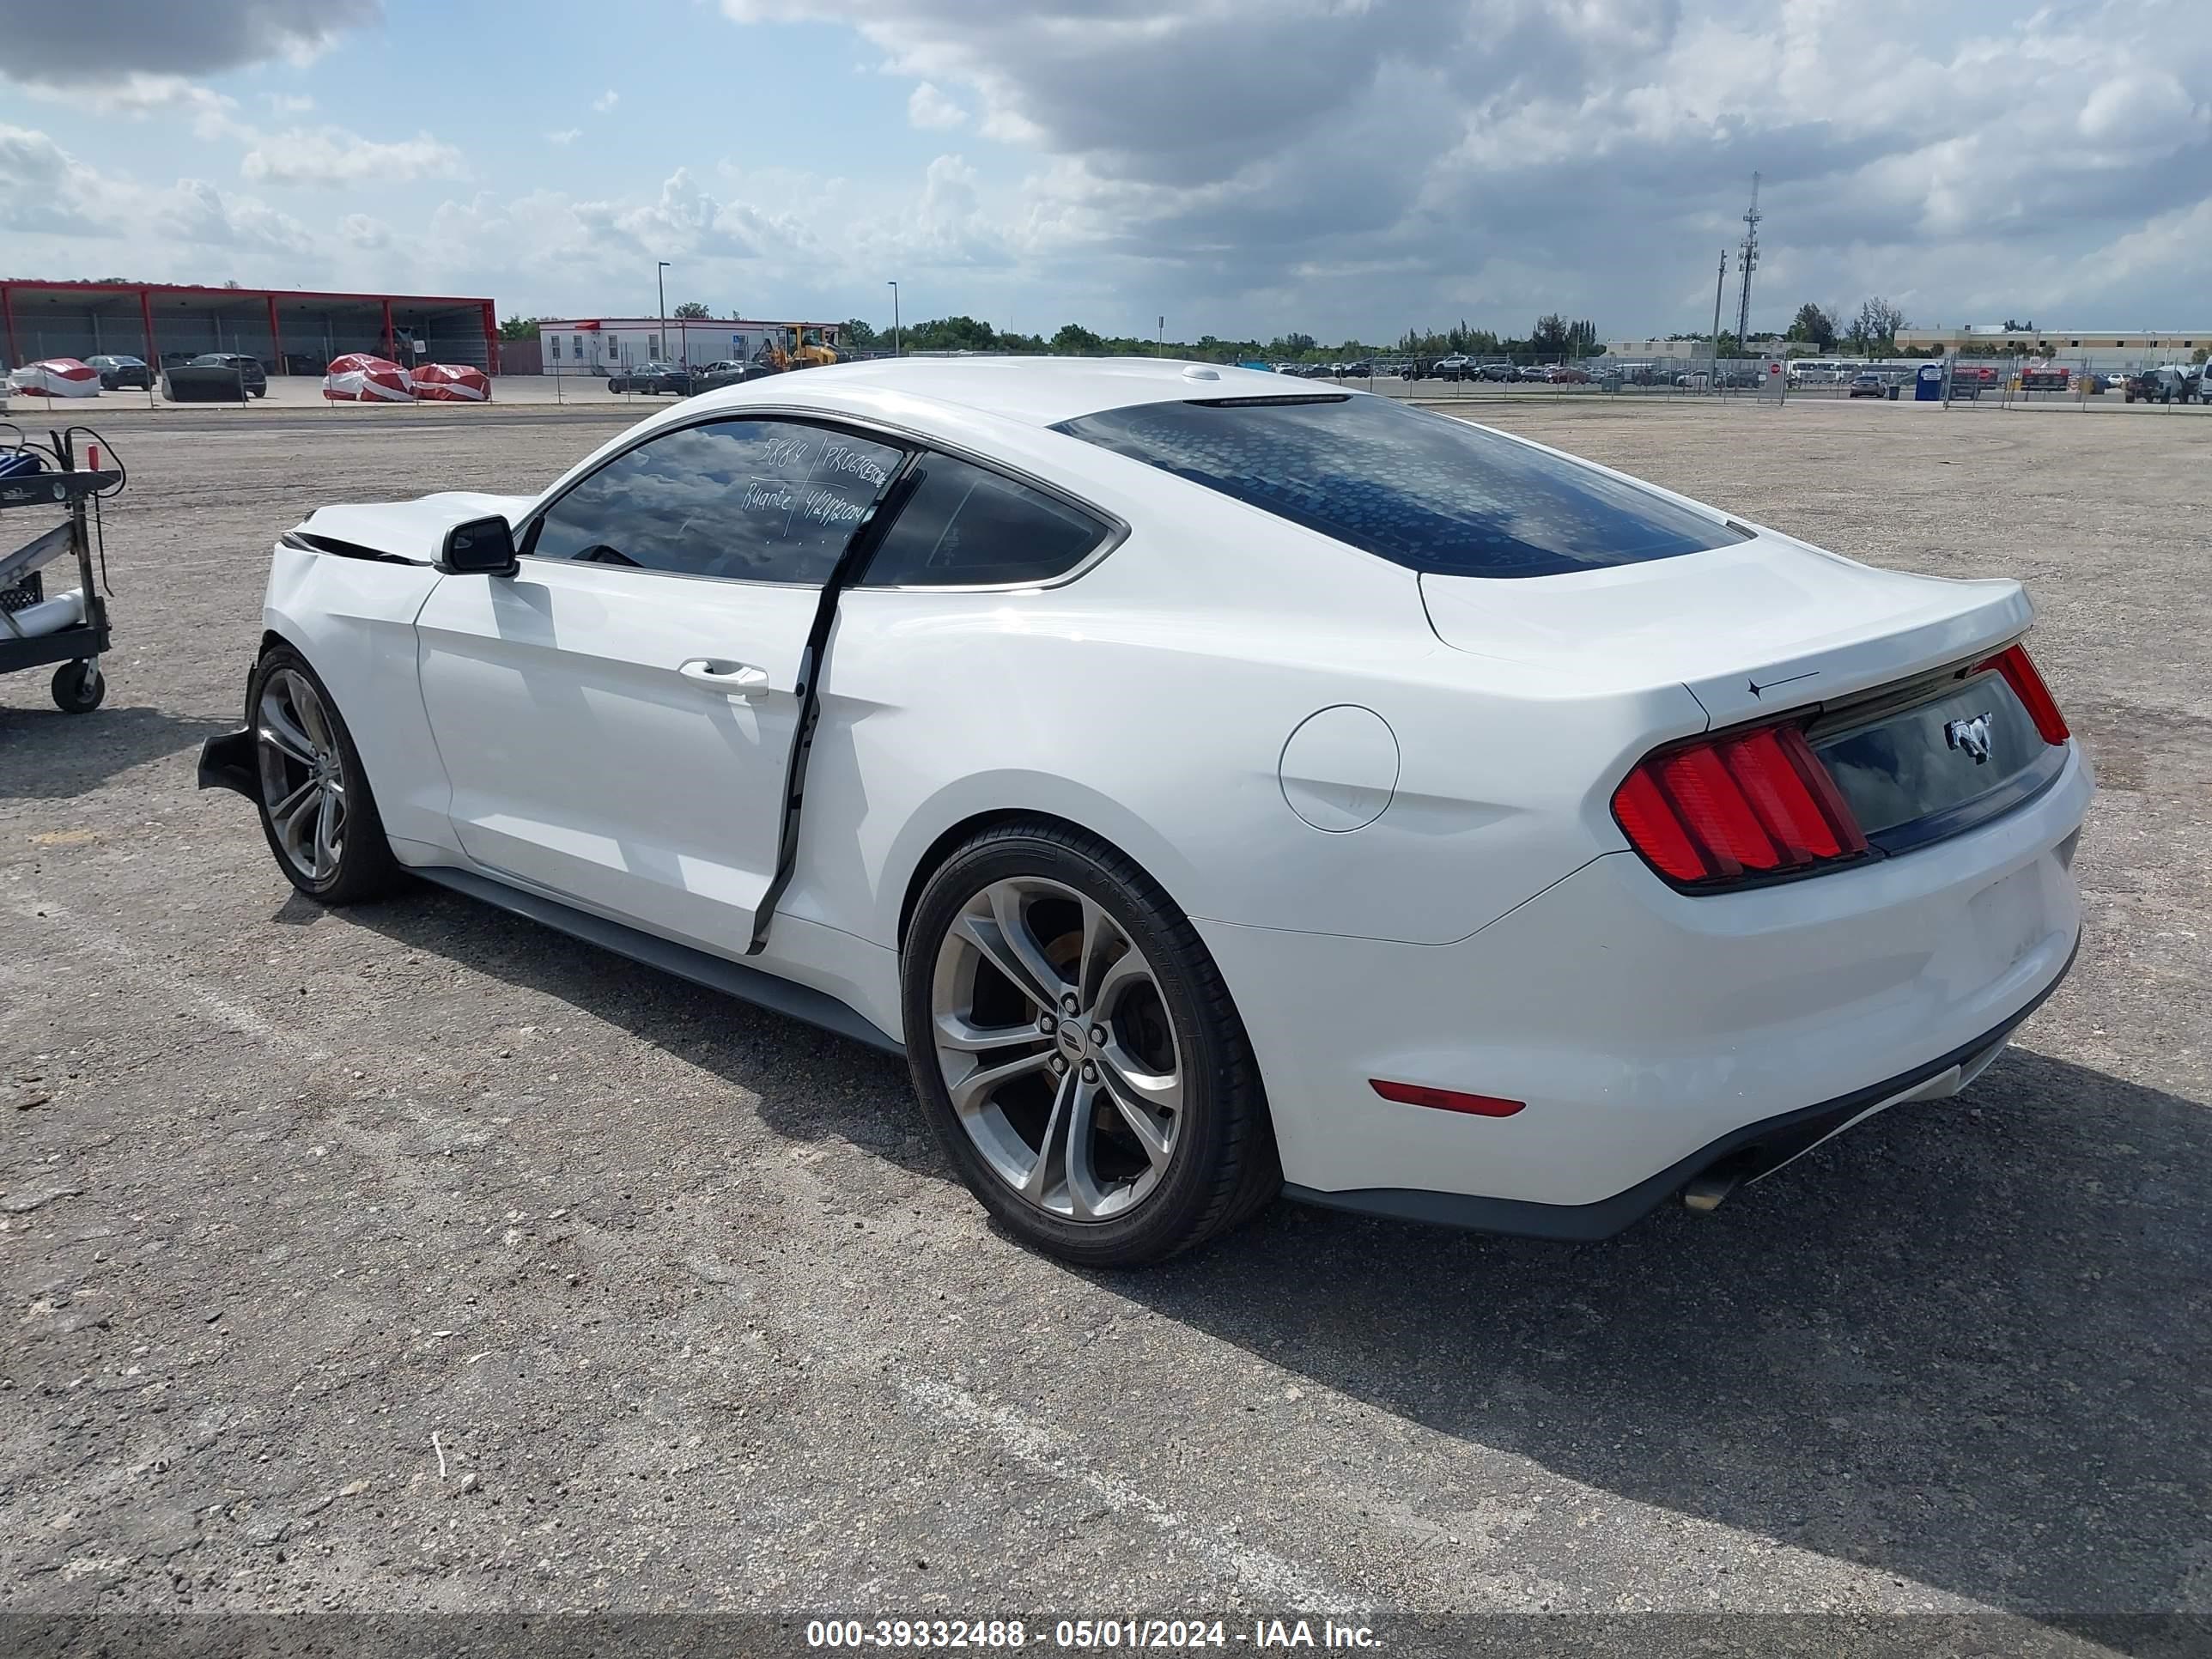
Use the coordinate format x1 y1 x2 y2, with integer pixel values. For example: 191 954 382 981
886 280 900 356
1710 248 1725 395
656 260 670 364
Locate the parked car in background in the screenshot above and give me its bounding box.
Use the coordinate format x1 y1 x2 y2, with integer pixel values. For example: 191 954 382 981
2124 367 2197 404
198 359 2088 1268
1480 362 1517 382
85 354 151 391
1848 372 1887 398
161 353 268 401
1552 366 1591 385
692 360 769 394
607 362 695 396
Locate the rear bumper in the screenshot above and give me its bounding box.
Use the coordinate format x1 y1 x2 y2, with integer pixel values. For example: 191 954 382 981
1202 740 2093 1223
1283 933 2074 1240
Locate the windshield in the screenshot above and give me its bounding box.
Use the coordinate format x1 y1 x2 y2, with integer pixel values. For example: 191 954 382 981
1052 393 1751 578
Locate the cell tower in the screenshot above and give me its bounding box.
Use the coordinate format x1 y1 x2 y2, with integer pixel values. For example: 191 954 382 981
1733 172 1762 348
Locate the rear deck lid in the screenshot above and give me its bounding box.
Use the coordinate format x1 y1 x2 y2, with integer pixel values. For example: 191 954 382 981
1419 532 2034 725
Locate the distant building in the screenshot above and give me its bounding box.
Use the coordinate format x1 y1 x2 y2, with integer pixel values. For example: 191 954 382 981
1604 337 1808 361
1898 326 2210 368
1 280 498 374
536 316 843 374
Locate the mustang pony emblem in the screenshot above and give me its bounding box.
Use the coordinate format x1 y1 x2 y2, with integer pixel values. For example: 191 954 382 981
1946 712 1995 764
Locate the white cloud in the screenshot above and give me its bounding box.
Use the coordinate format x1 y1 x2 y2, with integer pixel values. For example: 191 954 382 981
0 125 115 235
1 124 305 256
239 125 465 187
158 177 315 256
10 3 2212 342
716 0 2212 337
337 211 391 249
266 93 317 115
907 81 965 130
20 71 240 133
592 89 620 112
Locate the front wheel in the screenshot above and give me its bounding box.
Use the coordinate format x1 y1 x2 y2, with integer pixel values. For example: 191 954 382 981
902 823 1279 1267
246 647 404 904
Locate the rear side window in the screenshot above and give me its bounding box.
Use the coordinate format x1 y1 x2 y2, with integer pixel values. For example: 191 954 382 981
1052 394 1749 578
858 452 1105 587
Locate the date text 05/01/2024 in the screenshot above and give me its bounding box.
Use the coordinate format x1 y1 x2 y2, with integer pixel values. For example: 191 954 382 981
804 1618 1380 1650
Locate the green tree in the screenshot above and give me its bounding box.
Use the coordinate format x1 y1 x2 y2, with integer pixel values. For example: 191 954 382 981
1847 296 1905 355
499 315 540 341
1530 313 1571 358
1786 302 1837 351
902 314 998 352
841 318 879 349
1052 322 1104 355
671 301 710 319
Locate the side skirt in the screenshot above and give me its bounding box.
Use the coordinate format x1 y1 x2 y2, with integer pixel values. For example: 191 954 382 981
416 865 904 1058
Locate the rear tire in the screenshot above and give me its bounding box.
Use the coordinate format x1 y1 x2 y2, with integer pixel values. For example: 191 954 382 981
902 822 1279 1267
246 646 404 905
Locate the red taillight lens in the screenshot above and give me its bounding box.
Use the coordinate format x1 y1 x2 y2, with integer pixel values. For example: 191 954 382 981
1611 721 1866 889
1976 643 2069 744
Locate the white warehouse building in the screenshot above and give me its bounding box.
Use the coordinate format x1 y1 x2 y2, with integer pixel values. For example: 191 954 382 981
1896 326 2210 369
536 316 845 374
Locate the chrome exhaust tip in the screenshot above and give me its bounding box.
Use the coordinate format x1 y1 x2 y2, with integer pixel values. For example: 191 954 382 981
1680 1170 1739 1213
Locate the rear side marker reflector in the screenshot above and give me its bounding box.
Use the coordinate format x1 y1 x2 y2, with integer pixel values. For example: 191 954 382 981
1612 720 1867 888
1370 1079 1526 1117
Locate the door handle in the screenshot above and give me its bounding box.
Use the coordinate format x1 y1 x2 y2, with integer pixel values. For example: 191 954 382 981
677 659 772 698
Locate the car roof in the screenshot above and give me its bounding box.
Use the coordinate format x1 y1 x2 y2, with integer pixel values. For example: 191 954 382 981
684 356 1313 429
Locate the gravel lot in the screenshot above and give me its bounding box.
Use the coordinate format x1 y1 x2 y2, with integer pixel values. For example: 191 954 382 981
2 398 2206 1653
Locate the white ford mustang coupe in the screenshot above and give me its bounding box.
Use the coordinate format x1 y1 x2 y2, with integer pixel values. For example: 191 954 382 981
200 360 2091 1266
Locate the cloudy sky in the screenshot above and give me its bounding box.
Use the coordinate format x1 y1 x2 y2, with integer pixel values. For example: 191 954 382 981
3 0 2209 343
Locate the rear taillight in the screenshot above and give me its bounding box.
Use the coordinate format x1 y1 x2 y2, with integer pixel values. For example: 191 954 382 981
1611 720 1868 889
1975 643 2069 744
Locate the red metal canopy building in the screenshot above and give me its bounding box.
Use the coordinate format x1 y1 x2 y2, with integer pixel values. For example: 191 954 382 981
0 280 500 375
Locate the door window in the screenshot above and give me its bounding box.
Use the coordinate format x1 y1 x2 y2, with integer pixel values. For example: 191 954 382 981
528 419 905 584
857 452 1107 587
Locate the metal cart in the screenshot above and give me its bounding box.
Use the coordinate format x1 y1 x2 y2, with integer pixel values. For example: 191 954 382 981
1 432 117 714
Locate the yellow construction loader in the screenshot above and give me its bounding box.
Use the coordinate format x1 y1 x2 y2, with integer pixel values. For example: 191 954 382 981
752 325 838 373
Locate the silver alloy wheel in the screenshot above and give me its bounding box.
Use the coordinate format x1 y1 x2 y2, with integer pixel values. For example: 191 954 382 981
255 667 349 883
930 876 1183 1221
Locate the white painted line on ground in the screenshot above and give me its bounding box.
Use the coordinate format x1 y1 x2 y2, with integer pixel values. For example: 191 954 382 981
898 1372 1366 1616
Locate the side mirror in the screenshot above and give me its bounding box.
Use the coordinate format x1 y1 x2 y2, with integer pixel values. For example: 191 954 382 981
437 515 518 576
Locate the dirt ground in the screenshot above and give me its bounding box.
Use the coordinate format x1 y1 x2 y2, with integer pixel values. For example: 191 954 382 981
2 396 2206 1650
